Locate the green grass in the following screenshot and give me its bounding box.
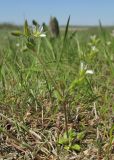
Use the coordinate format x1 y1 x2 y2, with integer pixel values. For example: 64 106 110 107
0 23 114 160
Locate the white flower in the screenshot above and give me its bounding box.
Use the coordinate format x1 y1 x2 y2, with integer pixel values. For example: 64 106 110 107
39 26 43 32
107 41 111 46
91 46 96 51
85 70 94 74
16 43 20 47
80 61 94 75
33 25 46 38
91 46 98 52
39 33 46 37
80 61 84 71
80 61 87 71
39 26 46 37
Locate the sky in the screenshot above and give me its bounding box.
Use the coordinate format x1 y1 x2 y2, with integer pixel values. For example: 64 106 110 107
0 0 114 26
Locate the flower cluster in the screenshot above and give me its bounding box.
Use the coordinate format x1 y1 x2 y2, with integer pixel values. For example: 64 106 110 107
12 20 46 51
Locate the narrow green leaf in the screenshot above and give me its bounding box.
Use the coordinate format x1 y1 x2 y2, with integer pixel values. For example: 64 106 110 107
77 132 85 140
99 20 106 40
11 31 22 37
69 31 77 40
24 20 31 36
63 15 70 42
70 144 81 151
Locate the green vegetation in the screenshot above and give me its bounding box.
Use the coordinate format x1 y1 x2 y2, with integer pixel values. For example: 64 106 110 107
0 19 114 159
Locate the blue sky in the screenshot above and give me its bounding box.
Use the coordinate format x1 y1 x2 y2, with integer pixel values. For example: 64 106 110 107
0 0 114 25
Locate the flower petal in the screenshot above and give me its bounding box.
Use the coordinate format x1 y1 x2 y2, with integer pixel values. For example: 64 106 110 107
39 26 43 32
86 70 94 74
40 33 46 37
